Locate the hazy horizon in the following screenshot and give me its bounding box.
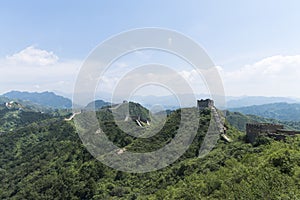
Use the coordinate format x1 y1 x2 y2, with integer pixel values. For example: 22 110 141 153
3 89 300 100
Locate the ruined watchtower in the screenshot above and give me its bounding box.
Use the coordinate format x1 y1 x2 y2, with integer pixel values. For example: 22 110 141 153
246 123 300 144
246 123 284 143
197 99 214 110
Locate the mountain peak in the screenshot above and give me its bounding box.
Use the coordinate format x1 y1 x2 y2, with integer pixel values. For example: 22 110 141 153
2 90 72 109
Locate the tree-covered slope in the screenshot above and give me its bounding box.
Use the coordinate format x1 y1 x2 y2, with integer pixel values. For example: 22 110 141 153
0 102 52 133
1 105 300 199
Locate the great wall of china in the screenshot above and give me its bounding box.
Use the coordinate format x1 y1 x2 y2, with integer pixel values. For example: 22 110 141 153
197 99 232 143
198 98 300 144
246 123 300 144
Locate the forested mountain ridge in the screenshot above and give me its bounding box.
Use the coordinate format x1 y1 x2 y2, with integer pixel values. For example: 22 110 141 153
226 96 299 108
0 105 300 199
3 91 72 109
229 102 300 121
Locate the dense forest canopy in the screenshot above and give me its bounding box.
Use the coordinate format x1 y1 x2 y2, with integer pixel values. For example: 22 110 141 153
0 103 300 199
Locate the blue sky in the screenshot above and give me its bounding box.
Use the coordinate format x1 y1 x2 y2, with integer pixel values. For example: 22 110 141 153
1 1 300 97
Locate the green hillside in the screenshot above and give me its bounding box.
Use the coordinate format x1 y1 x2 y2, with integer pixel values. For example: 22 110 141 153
0 102 53 133
1 105 300 199
110 101 151 122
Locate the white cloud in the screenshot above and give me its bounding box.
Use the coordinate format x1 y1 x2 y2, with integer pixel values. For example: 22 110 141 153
99 65 210 98
221 55 300 97
167 55 300 98
0 46 81 94
2 46 300 99
6 46 59 66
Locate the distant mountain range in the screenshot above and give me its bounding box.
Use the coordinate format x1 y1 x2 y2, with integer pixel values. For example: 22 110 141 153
3 91 72 109
226 110 300 131
94 92 300 109
229 102 300 121
2 90 300 115
226 96 299 108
